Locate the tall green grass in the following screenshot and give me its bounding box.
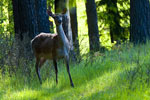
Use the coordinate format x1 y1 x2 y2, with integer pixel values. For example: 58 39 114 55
1 42 150 100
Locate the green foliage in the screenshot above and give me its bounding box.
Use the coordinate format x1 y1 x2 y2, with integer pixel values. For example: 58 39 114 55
1 41 150 99
47 0 54 8
96 0 130 43
0 0 14 36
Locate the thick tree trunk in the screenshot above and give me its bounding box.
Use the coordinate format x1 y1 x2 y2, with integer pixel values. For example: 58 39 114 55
130 0 150 44
35 0 50 33
12 0 38 60
85 0 100 52
70 8 80 56
70 0 80 56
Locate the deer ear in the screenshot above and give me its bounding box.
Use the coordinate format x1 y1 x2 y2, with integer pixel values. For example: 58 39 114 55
62 8 67 14
47 10 52 16
47 10 55 18
47 6 56 18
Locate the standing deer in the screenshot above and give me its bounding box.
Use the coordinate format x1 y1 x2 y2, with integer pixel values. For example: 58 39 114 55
31 9 74 87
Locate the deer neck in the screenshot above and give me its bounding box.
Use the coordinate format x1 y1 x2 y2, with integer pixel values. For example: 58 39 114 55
56 24 69 47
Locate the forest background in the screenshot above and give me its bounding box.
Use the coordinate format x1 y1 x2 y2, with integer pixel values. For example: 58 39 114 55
0 0 150 100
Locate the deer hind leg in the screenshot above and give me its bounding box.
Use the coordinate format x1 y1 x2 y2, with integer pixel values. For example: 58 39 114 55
35 58 42 84
39 57 46 68
53 59 58 84
37 57 46 84
65 56 74 87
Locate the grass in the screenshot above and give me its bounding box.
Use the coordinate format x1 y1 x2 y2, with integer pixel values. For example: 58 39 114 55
1 42 150 100
0 0 138 100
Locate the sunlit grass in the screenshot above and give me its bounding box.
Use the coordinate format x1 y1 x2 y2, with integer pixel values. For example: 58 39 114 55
1 41 150 100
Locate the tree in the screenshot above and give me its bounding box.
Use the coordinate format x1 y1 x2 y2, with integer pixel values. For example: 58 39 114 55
12 0 50 62
69 0 80 56
130 0 150 44
96 0 130 43
12 0 38 61
35 0 50 33
85 0 100 52
106 0 123 43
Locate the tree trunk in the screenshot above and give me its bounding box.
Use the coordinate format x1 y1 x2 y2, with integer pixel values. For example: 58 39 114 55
107 0 123 43
85 0 100 52
12 0 38 61
69 0 80 56
130 0 150 44
35 0 50 33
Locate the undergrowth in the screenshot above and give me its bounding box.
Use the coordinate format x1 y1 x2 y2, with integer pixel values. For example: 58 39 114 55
1 42 150 100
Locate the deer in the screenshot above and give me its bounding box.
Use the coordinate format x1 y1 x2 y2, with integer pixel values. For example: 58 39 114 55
31 8 74 87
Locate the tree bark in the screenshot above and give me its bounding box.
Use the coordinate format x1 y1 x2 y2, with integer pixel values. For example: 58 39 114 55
35 0 50 33
85 0 100 52
12 0 38 60
130 0 150 44
70 0 80 56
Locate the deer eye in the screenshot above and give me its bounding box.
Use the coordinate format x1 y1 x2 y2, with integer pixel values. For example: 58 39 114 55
57 19 62 23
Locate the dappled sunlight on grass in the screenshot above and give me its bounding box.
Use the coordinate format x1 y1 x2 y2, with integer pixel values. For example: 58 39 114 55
40 68 126 100
1 42 150 99
78 69 124 99
1 59 123 100
8 90 40 100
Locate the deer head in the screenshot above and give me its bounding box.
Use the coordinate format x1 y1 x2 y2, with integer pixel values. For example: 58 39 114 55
47 7 67 26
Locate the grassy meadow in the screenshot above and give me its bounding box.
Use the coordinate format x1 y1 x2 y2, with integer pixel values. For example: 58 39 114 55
1 42 150 100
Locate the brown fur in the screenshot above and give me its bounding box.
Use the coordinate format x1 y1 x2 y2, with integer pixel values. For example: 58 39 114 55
31 33 63 60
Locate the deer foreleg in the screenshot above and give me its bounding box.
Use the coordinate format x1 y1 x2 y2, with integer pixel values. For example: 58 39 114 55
53 59 58 84
65 56 74 87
